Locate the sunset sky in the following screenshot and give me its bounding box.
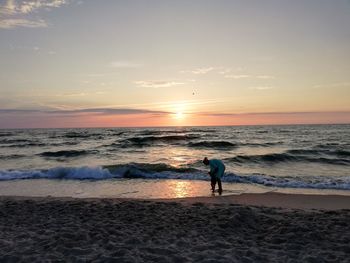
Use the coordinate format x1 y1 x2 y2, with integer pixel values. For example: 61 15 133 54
0 0 349 128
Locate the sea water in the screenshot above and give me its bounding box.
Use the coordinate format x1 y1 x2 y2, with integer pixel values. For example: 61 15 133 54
0 124 349 197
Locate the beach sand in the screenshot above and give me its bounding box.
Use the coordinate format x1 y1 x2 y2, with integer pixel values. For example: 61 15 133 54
1 193 349 262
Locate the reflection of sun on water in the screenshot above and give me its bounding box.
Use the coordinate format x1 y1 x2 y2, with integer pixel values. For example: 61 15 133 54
172 180 191 198
167 147 197 168
152 180 213 198
159 180 195 198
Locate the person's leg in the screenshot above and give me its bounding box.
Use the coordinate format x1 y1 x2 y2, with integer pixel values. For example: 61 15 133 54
211 176 216 192
217 168 225 194
217 178 222 194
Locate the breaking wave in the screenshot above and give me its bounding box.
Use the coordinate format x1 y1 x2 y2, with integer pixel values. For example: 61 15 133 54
227 152 350 166
0 163 350 190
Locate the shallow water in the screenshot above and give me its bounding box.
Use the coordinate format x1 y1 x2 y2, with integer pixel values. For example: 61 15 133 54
1 179 349 199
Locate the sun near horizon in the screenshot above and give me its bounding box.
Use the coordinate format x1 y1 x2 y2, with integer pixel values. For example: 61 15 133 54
0 0 349 128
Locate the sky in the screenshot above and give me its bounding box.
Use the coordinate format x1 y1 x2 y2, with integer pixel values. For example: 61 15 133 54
0 0 349 128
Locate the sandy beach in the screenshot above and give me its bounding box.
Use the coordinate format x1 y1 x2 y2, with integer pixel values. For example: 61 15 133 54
1 193 349 262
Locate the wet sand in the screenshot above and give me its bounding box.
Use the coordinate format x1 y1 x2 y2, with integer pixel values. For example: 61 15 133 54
1 193 350 262
169 192 350 210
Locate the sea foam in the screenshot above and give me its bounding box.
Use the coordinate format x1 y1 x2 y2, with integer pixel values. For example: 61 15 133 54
1 164 350 190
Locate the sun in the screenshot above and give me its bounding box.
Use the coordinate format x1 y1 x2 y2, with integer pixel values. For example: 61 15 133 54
169 101 190 123
175 111 184 120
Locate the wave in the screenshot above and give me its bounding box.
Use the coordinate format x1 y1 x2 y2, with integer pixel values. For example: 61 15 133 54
227 153 350 165
1 164 350 190
189 128 217 133
223 173 350 190
0 139 32 144
138 128 217 136
0 132 14 137
51 132 105 139
0 154 27 159
138 130 188 136
188 141 237 148
2 142 48 148
334 150 350 157
228 153 297 163
0 164 200 181
0 167 114 181
256 130 269 134
105 163 198 174
39 150 98 158
241 142 283 147
287 149 350 156
314 143 340 149
122 134 199 146
64 132 94 138
111 131 125 136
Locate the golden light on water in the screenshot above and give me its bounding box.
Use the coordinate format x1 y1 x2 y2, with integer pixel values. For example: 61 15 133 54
156 180 201 198
170 180 193 198
174 181 189 197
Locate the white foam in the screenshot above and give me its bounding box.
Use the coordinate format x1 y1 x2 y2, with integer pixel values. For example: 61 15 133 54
223 173 350 190
0 166 350 190
0 166 115 180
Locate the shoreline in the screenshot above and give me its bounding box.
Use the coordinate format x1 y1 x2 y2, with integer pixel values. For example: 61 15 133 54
1 178 350 202
2 191 350 210
164 192 350 210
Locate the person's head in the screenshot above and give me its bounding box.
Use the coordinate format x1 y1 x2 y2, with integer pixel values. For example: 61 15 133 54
203 157 209 165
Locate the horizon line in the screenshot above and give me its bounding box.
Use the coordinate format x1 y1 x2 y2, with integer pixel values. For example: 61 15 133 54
1 122 349 130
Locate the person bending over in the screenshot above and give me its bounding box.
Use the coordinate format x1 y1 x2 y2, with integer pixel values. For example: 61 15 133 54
203 157 225 195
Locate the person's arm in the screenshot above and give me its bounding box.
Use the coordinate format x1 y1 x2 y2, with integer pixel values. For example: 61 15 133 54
210 164 218 175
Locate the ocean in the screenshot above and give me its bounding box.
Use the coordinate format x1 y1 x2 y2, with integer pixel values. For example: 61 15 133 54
0 124 349 197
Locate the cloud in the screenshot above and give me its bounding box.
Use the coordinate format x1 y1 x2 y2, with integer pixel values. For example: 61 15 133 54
249 86 274 90
224 74 275 80
0 18 47 28
49 108 168 115
181 67 214 75
219 68 275 79
0 0 67 29
83 73 105 77
256 75 275 79
191 67 214 74
55 92 88 97
218 68 232 75
224 74 251 79
313 82 350 89
0 107 169 116
110 60 142 68
0 107 173 128
0 109 39 114
0 0 66 15
199 110 350 118
134 80 184 88
54 91 107 97
0 0 17 15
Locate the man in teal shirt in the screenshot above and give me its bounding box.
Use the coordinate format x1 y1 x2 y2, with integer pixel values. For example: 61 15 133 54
203 157 225 194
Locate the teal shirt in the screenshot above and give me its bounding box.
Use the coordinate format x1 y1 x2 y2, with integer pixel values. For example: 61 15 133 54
209 159 225 178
